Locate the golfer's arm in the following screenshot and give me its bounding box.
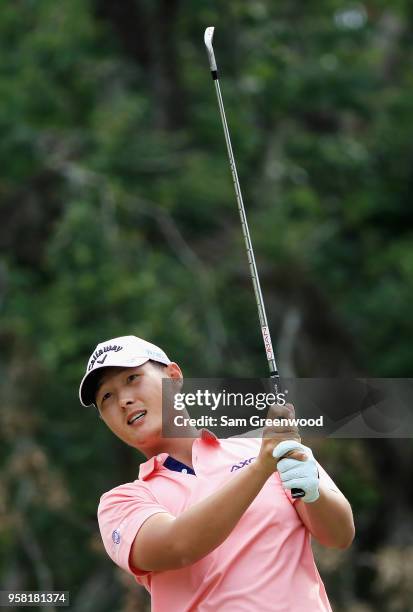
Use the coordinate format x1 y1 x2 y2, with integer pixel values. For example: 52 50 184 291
295 482 355 549
130 461 270 572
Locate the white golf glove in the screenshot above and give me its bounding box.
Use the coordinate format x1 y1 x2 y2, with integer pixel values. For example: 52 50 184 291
273 440 320 503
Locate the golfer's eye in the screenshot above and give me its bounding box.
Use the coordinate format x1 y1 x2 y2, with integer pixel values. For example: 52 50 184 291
127 374 139 383
101 392 111 403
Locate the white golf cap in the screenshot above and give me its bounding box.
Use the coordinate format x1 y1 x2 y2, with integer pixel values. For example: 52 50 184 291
79 335 171 407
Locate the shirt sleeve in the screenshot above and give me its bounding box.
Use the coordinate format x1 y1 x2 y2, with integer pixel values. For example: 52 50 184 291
97 481 171 578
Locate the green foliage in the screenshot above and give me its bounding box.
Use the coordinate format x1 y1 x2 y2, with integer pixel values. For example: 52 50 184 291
1 1 413 609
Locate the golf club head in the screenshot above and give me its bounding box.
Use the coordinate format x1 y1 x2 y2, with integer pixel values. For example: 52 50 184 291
204 26 217 72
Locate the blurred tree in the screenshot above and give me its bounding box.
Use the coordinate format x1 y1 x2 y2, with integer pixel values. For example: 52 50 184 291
1 1 413 610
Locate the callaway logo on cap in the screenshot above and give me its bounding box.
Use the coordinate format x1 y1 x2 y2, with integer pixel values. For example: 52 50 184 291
79 335 171 407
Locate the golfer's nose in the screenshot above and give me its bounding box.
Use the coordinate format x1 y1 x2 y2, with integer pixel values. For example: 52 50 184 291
118 390 134 410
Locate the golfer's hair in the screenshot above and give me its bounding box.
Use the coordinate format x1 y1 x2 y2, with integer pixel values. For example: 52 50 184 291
149 360 168 371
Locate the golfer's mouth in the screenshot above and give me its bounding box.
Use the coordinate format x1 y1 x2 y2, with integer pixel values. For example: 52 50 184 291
127 411 147 425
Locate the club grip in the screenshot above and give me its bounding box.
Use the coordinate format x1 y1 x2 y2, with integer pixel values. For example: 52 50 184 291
291 487 305 499
269 377 305 499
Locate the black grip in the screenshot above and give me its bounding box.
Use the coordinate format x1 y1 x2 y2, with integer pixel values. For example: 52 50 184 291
268 376 305 499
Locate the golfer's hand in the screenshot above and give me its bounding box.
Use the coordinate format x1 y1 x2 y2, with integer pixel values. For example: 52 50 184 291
273 440 320 503
256 403 304 477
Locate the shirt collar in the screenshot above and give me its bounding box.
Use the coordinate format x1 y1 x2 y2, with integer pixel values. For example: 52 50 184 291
138 429 220 480
200 428 220 445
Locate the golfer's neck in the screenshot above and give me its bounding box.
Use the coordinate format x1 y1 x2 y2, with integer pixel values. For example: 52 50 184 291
145 432 198 468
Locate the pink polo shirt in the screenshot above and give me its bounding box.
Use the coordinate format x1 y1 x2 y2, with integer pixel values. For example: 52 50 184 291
98 433 335 611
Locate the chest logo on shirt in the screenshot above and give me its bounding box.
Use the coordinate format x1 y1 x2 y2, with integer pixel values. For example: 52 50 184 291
231 456 256 472
112 529 121 545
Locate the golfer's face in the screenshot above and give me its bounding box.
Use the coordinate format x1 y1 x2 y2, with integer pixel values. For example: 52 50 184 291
95 362 179 451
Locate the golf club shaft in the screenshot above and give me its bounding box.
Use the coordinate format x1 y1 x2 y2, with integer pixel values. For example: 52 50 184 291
204 27 304 499
204 28 278 384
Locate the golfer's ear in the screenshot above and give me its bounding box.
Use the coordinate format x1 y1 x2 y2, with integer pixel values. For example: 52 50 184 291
166 362 183 380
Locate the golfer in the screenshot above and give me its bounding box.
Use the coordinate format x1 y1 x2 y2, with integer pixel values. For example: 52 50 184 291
79 335 354 611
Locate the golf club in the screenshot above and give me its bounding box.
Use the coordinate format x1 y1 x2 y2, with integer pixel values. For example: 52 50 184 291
204 26 304 498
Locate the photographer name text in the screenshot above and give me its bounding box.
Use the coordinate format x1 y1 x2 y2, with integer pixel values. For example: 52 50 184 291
174 415 324 428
